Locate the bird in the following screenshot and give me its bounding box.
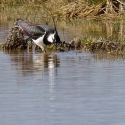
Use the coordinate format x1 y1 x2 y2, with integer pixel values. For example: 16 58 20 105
15 18 61 53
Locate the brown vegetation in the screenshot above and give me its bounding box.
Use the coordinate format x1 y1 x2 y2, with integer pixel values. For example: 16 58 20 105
2 26 28 50
1 0 125 22
54 0 125 19
84 38 125 53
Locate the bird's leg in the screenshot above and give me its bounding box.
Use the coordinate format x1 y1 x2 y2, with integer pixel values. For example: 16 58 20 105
34 45 37 51
43 50 46 54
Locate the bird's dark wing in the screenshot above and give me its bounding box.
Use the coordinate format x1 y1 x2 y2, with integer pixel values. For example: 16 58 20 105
36 24 54 32
16 19 45 39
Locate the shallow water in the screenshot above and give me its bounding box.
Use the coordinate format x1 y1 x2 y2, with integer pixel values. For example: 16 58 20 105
0 50 125 125
0 21 125 125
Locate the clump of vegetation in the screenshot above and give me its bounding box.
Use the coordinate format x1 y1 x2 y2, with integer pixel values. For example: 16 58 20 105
56 38 81 51
2 26 28 50
55 0 125 19
83 38 125 53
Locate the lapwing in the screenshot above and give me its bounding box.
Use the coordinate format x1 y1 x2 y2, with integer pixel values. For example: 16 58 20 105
15 18 61 53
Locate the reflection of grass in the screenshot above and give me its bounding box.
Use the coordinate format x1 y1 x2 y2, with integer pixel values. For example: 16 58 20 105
93 51 125 61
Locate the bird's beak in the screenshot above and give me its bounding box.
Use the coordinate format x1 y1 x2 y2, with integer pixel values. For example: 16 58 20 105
53 39 56 43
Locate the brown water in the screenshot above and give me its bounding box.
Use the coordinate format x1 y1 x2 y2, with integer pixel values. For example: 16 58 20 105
0 21 125 125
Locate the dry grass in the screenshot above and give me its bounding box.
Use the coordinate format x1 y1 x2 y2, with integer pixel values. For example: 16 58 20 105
1 0 125 23
54 0 125 19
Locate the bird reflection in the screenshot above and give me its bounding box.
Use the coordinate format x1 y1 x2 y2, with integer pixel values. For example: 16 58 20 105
5 51 60 76
33 53 59 69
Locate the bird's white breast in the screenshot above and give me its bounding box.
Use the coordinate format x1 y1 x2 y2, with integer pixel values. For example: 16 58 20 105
32 35 45 50
47 33 55 43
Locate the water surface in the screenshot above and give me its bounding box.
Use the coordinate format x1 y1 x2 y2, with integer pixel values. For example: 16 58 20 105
0 21 125 125
0 50 125 125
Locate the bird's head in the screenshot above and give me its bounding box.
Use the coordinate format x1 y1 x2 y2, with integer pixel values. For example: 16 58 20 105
45 29 61 44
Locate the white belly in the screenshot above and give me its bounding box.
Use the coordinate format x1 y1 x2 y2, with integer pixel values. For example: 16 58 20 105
32 36 45 50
